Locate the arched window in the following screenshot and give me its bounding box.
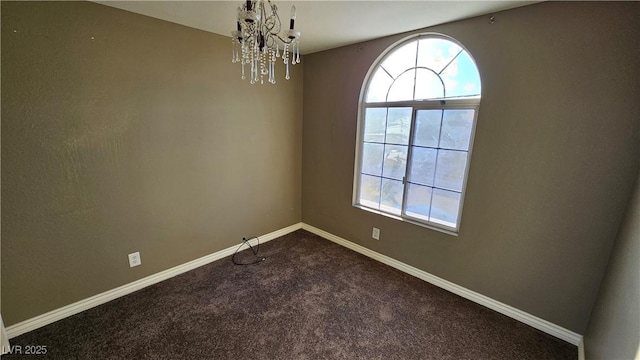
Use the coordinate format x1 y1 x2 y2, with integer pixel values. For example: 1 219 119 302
353 34 481 233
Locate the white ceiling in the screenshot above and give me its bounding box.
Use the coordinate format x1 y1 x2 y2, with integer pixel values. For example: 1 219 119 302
95 1 538 54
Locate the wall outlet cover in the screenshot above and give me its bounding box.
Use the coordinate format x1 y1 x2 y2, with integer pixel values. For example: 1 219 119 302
128 252 141 267
372 228 380 240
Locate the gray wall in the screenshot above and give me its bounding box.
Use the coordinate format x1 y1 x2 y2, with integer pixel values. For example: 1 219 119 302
1 1 303 325
585 169 640 359
2 0 639 341
302 1 640 334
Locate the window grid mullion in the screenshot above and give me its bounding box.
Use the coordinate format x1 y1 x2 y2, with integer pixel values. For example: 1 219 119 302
405 181 463 195
427 110 445 221
376 107 390 210
438 49 463 75
364 99 480 110
361 172 404 183
401 107 419 218
411 41 419 102
410 144 470 153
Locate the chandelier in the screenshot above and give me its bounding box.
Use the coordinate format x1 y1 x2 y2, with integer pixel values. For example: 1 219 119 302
231 0 301 84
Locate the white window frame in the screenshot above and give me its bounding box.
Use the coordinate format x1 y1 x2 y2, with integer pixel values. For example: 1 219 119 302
352 33 481 235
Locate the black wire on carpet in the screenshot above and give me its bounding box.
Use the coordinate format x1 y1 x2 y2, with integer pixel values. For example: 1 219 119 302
232 236 266 265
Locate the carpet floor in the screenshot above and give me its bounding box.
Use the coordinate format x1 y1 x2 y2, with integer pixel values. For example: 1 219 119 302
5 230 577 359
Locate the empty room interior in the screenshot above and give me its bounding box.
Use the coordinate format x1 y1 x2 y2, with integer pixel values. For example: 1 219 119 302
1 1 639 359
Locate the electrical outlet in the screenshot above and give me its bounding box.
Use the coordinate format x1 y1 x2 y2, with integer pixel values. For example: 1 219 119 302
128 252 141 267
372 227 380 240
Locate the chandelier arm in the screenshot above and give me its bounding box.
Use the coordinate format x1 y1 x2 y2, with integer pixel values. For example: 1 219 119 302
259 1 280 37
231 0 300 84
265 34 277 48
270 1 283 36
274 34 296 45
265 18 279 36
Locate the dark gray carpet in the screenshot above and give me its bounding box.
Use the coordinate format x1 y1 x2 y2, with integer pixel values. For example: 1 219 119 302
6 230 577 359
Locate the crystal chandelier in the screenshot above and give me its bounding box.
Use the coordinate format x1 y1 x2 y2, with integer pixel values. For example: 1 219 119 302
231 0 301 84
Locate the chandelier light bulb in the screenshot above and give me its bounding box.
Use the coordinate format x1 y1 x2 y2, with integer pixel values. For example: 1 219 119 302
289 5 296 29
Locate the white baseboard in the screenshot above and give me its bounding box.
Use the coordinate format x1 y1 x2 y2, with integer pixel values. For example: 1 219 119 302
6 223 303 339
1 316 9 355
7 221 583 348
578 338 585 360
301 223 583 346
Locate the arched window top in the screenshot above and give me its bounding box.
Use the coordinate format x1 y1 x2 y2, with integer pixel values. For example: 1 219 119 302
365 34 481 103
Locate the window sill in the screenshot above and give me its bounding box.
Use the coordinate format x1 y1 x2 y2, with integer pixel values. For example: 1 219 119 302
353 204 459 237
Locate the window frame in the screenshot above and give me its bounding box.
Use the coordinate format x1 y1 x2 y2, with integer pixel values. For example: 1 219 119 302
352 33 481 235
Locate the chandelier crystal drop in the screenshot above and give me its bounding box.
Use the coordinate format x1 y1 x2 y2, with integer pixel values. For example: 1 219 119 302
231 0 301 84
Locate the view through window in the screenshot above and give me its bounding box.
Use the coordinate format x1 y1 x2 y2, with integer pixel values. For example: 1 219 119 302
354 34 481 233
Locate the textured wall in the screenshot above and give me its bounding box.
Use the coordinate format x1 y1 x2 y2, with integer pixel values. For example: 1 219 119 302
1 1 302 325
302 1 640 333
584 169 640 359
